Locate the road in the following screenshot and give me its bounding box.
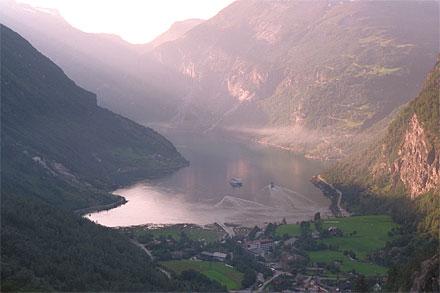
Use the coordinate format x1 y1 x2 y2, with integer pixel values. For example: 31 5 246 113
217 222 235 237
258 270 292 292
317 175 350 217
130 239 154 260
130 239 172 279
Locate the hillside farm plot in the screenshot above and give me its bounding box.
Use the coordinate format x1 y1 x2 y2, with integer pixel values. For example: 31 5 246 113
311 215 397 276
276 215 397 276
308 250 388 276
161 260 243 290
320 215 397 258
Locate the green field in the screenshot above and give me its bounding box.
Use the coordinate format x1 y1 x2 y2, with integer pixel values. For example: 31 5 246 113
320 215 397 258
276 215 397 276
129 224 225 243
308 250 388 276
275 223 304 237
161 260 243 290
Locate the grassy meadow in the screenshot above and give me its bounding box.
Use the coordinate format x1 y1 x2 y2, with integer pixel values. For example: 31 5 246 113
161 260 243 290
276 215 397 276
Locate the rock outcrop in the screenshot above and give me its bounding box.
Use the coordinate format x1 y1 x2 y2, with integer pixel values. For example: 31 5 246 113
391 114 440 198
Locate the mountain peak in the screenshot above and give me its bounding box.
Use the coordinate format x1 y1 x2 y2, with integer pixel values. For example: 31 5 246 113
149 18 204 48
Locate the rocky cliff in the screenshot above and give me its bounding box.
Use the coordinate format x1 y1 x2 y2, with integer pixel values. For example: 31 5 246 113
326 58 439 201
389 114 439 198
324 58 439 292
372 59 440 199
149 0 439 158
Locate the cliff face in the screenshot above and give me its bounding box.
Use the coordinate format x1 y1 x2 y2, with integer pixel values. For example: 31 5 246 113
324 58 439 293
149 0 439 158
331 58 439 199
325 58 439 212
389 114 440 198
374 59 440 199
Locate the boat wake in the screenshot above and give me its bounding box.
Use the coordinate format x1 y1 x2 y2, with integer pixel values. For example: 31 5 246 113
214 195 272 210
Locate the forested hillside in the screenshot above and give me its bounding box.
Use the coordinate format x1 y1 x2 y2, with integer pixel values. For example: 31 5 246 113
0 25 197 291
323 59 439 291
3 1 438 159
150 0 438 158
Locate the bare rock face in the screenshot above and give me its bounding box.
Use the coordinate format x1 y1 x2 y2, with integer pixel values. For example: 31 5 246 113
391 114 440 198
149 0 439 159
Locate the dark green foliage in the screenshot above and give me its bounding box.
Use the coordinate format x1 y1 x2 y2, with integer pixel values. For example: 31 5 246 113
384 234 438 292
324 59 440 235
241 269 257 288
177 270 227 292
354 275 369 293
1 193 173 292
1 24 187 192
324 59 440 291
0 25 188 291
264 223 277 237
247 226 261 240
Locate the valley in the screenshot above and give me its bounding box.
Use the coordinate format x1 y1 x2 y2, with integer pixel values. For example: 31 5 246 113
86 132 330 226
1 0 438 292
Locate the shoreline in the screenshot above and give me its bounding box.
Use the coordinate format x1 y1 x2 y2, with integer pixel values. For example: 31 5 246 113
82 134 333 228
310 175 350 217
77 163 189 217
74 195 128 216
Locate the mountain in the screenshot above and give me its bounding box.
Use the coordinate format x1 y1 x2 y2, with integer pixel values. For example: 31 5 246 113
323 58 439 224
149 19 205 49
150 0 439 158
0 24 191 291
0 0 188 124
322 59 439 291
4 0 437 159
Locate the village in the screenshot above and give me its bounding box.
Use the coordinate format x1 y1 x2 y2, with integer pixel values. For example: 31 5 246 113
121 211 393 292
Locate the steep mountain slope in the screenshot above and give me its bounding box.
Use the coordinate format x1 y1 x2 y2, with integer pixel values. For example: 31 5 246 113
0 24 190 291
149 18 204 49
150 0 439 158
323 59 439 291
0 0 188 124
324 59 439 214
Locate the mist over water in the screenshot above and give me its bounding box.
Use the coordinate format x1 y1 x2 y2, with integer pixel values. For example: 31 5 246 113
87 132 331 227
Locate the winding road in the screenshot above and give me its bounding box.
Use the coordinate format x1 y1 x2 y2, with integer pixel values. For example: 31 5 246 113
317 175 350 217
130 239 154 259
258 270 292 292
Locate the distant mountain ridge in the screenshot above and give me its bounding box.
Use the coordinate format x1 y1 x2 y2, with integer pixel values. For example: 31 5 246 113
0 0 189 124
324 58 439 216
149 18 205 49
150 0 439 158
1 0 438 160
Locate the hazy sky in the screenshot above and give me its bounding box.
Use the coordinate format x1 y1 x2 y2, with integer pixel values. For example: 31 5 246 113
17 0 235 44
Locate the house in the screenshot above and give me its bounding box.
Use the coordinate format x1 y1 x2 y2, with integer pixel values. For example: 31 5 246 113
328 226 343 236
200 251 228 262
244 239 274 255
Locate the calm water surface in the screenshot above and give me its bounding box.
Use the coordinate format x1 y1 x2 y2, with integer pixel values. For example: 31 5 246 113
86 133 330 226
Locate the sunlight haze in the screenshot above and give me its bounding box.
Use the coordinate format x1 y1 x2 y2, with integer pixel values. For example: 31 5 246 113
16 0 235 43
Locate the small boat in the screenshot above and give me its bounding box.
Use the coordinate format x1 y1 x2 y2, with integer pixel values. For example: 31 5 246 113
229 177 243 188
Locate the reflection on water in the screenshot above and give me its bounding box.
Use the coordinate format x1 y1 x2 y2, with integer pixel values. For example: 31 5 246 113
86 133 330 227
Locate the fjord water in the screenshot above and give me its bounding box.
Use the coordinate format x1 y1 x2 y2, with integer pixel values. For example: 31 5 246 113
87 133 330 226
